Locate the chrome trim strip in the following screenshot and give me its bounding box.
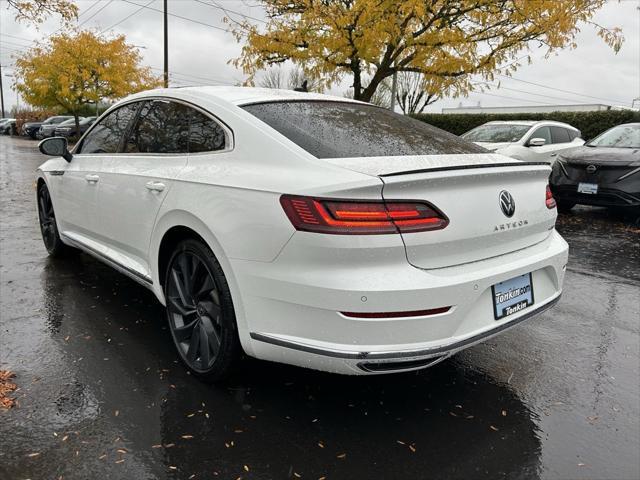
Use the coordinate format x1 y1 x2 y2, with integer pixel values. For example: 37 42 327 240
250 295 561 360
60 233 153 287
616 166 640 182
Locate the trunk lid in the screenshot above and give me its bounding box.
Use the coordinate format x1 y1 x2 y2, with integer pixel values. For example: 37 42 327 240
326 154 556 269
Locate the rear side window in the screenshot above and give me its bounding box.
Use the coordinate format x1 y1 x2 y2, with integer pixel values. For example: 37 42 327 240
124 100 226 154
243 101 485 158
79 103 139 154
529 126 552 145
550 126 571 143
188 108 226 152
125 100 190 154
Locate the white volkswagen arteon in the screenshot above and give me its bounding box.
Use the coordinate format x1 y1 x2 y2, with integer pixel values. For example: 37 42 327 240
36 87 568 381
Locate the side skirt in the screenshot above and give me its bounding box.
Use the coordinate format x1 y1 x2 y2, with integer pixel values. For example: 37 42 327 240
60 233 154 290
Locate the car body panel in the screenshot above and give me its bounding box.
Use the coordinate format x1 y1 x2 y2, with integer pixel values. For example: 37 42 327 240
36 86 568 375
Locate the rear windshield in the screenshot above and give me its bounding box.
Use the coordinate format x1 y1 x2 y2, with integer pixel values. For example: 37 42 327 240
242 101 485 158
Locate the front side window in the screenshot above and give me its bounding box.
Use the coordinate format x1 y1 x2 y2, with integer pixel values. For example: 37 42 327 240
244 101 484 159
125 100 190 154
529 126 552 145
78 103 140 154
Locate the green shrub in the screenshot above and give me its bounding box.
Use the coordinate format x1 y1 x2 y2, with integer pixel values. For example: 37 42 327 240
412 110 640 140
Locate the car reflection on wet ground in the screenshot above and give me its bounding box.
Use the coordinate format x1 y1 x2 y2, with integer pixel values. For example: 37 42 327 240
1 136 639 480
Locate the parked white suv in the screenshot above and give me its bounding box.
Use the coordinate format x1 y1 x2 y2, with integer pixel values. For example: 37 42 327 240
36 87 568 381
462 120 584 164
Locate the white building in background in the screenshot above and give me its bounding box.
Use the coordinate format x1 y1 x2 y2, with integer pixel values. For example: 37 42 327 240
441 103 636 114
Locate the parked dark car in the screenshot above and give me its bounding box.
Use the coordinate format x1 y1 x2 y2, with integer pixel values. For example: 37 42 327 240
550 123 640 214
35 116 74 139
22 120 46 139
54 116 96 138
0 118 17 135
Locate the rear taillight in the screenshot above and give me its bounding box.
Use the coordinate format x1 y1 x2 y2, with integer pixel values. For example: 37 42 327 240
280 195 448 235
545 185 556 209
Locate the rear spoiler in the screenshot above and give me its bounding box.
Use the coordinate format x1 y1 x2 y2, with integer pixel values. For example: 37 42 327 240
379 162 550 178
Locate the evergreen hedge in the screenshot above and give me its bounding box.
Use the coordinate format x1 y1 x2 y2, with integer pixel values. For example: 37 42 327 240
412 110 640 141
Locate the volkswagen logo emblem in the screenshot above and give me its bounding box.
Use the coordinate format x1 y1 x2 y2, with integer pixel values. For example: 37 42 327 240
586 164 597 174
499 190 515 218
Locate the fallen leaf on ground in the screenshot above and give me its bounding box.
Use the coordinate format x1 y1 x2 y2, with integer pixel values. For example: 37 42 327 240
0 370 17 409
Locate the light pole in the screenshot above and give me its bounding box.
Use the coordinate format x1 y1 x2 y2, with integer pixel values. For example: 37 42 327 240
0 64 5 118
163 0 168 88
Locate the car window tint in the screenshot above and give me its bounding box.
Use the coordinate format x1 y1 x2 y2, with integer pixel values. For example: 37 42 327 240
125 100 190 154
188 108 226 152
551 126 571 143
79 103 139 154
243 101 485 158
530 126 552 145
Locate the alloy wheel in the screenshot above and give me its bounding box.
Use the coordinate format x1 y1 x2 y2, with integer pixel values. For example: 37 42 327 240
37 186 57 250
166 250 223 372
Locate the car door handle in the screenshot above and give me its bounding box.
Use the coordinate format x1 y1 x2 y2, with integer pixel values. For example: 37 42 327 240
145 181 166 192
85 174 99 183
550 153 557 157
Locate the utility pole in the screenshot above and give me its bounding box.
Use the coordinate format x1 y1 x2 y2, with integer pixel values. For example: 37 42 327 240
163 0 169 88
390 69 397 112
0 64 5 118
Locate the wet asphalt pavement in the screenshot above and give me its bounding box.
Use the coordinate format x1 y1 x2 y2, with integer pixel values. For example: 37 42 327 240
1 135 639 480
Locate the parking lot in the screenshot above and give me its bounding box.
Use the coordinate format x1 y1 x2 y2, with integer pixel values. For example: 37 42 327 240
0 135 638 479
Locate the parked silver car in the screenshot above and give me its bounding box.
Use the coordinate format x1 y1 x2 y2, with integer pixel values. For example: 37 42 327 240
462 120 584 164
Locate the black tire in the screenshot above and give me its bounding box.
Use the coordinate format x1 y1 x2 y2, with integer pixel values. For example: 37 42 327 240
37 183 76 257
164 239 241 382
557 200 576 213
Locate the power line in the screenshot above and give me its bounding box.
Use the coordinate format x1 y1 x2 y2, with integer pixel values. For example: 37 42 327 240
121 0 230 32
470 90 555 106
0 33 37 44
497 74 629 106
149 66 236 85
193 0 267 24
0 40 32 49
77 0 116 29
77 0 104 20
473 81 611 106
100 0 157 33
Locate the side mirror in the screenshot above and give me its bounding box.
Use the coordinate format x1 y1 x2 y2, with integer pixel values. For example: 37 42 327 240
528 137 546 147
39 137 72 162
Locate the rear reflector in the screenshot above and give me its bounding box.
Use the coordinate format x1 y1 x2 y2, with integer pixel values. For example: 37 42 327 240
341 306 451 319
280 195 448 234
545 185 556 209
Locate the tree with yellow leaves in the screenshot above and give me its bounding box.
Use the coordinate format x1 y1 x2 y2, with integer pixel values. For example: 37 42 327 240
6 0 78 25
232 0 623 103
14 31 161 134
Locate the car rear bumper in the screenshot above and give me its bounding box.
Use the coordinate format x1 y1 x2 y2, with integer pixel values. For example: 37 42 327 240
552 185 640 208
231 229 568 375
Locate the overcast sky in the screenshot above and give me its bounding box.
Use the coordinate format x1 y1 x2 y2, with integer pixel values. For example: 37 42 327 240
1 0 639 113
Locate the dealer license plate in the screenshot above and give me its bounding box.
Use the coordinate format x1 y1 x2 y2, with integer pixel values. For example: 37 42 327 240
578 182 598 194
492 273 534 320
